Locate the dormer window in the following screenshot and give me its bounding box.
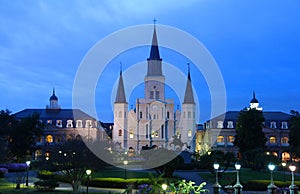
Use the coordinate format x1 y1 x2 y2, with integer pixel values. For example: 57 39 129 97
86 120 92 128
217 121 223 128
281 122 288 129
67 120 73 128
270 122 277 129
227 121 234 128
76 120 82 128
47 120 52 125
56 120 62 127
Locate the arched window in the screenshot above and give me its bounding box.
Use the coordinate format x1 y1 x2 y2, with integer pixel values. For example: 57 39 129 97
281 137 289 146
67 120 73 128
217 135 225 146
227 136 235 146
269 136 276 144
46 135 53 143
118 129 122 136
76 120 82 128
282 152 290 161
129 130 134 138
187 130 192 137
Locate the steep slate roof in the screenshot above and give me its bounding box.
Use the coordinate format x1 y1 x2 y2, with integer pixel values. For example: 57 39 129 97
183 65 195 104
115 70 127 103
147 26 161 61
206 110 291 129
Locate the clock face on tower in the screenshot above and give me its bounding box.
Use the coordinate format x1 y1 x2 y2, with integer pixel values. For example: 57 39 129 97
151 104 158 112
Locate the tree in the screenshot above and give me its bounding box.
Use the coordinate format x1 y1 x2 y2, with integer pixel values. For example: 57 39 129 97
289 110 300 158
0 109 14 163
8 113 44 161
45 139 110 193
234 108 266 155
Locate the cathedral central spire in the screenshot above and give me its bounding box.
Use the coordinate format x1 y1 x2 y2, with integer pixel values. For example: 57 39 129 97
146 23 162 76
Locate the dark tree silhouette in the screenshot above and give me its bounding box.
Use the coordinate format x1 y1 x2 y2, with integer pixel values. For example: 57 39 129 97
289 110 300 158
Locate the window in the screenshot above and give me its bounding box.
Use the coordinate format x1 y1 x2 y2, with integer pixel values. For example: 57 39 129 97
150 91 154 99
227 136 234 146
281 122 288 129
270 122 277 129
119 111 122 118
161 125 164 138
167 111 170 119
56 120 62 127
47 120 52 125
76 120 82 128
217 136 225 145
281 137 289 145
46 135 53 143
153 114 156 119
118 129 122 136
67 120 73 128
146 125 149 139
155 91 159 99
187 130 192 137
55 136 62 142
227 121 234 128
217 121 223 128
146 107 149 119
86 120 92 128
129 130 134 138
183 112 186 119
140 111 143 119
269 136 276 144
188 111 191 119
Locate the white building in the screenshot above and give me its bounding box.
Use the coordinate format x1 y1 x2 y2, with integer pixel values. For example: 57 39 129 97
112 26 197 152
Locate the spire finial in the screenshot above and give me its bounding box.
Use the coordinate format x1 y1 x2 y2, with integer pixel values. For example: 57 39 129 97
53 87 55 95
120 61 122 75
187 63 191 80
253 91 256 99
153 18 157 26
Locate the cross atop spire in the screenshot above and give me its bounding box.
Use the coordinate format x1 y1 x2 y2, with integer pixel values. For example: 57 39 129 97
119 61 123 75
153 18 157 26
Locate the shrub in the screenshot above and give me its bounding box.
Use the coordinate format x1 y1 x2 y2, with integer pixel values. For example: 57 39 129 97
34 180 59 191
38 170 55 179
0 168 8 178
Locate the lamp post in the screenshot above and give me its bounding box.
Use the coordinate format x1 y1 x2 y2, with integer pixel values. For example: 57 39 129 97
267 163 277 194
86 169 92 194
25 161 31 186
123 160 128 179
234 162 243 194
162 183 168 194
289 164 298 194
213 162 221 194
282 161 287 182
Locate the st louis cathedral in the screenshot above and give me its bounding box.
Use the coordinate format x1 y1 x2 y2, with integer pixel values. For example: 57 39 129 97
112 25 197 152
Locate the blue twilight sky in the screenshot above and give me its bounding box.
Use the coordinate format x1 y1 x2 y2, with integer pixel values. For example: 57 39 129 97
0 0 300 123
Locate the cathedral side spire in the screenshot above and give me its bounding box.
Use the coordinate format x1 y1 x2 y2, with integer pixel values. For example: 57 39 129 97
183 63 195 104
115 67 127 103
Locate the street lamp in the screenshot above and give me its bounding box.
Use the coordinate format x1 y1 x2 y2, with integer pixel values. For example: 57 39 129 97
289 164 298 194
123 160 128 179
267 163 277 194
162 183 168 194
234 161 243 194
213 162 221 194
25 161 31 186
282 161 287 182
86 169 92 194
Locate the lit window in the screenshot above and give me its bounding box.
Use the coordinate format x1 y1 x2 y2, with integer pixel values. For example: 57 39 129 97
47 120 52 125
67 120 73 128
281 137 289 145
270 122 277 129
227 136 234 145
281 122 288 129
269 136 276 144
46 135 53 143
76 120 82 128
187 130 192 137
129 130 134 139
217 121 223 128
217 135 225 145
56 120 62 127
227 121 234 128
118 129 122 136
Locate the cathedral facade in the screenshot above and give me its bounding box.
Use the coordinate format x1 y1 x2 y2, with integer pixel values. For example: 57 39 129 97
112 26 197 152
